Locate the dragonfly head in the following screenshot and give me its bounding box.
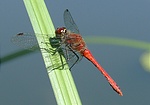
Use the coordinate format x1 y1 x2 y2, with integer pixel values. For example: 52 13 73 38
55 27 67 38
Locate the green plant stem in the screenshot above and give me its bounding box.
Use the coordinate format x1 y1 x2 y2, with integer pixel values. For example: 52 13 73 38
0 49 38 64
85 36 150 50
23 0 82 105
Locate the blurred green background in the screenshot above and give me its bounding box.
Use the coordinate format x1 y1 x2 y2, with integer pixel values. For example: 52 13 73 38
1 0 150 105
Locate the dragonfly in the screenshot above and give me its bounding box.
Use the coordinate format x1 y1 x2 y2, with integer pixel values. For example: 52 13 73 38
12 9 123 96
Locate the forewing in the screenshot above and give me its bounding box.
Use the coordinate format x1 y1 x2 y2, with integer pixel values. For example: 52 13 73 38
11 33 39 50
64 9 80 34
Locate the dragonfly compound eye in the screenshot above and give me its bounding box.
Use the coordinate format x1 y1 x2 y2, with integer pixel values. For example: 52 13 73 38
55 27 66 35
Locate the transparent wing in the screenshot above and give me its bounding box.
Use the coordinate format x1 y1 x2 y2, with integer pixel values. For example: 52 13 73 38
61 44 83 69
63 9 83 68
11 32 82 69
11 33 39 50
64 9 80 34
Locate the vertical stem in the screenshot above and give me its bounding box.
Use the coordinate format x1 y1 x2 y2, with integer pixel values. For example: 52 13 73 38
23 0 82 104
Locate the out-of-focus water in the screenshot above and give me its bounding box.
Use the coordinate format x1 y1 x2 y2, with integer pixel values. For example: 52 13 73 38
1 0 150 105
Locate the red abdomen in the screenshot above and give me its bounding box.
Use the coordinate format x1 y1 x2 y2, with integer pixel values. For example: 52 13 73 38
82 49 123 96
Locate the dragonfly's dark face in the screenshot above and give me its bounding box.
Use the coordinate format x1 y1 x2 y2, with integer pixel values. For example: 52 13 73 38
55 27 67 38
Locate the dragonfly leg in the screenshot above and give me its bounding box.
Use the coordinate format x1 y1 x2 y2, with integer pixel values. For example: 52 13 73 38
40 41 62 55
59 52 66 70
46 53 67 73
41 45 66 71
64 46 70 60
40 47 56 55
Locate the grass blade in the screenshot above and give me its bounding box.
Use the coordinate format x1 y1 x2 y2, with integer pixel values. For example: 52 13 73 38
23 0 82 104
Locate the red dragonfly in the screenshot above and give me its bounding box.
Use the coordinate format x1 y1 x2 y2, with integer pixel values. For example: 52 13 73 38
12 9 123 96
55 9 123 96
